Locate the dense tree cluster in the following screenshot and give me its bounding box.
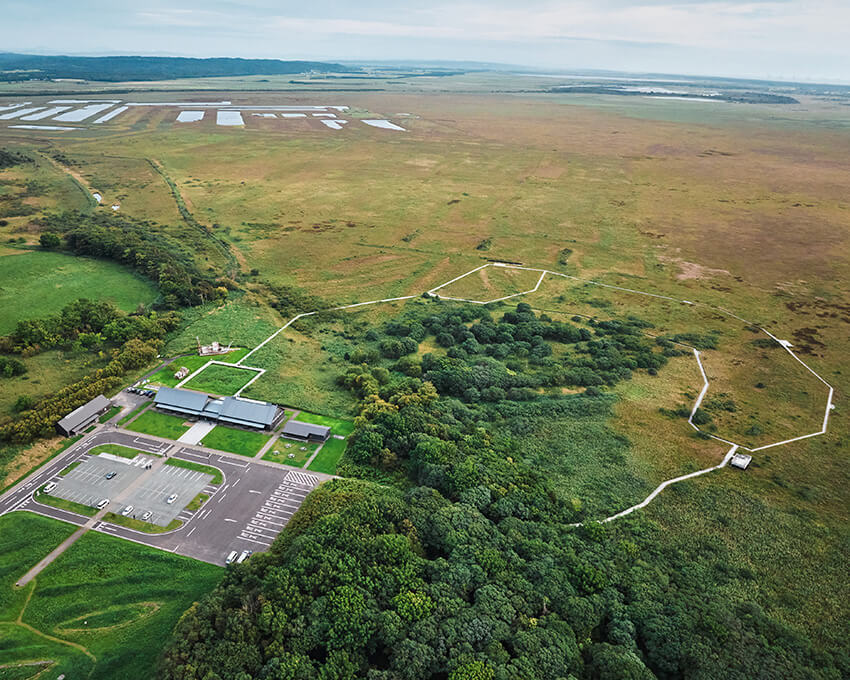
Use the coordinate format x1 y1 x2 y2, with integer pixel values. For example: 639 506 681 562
1 298 179 355
160 377 843 680
38 212 220 307
0 356 27 379
0 148 31 169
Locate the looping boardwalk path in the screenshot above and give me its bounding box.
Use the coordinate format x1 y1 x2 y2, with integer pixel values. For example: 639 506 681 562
175 262 838 525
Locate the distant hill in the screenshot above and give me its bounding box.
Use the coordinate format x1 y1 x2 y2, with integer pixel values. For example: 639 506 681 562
0 53 350 82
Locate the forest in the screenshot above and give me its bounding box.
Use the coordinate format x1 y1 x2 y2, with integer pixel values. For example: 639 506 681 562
159 301 847 679
0 54 347 82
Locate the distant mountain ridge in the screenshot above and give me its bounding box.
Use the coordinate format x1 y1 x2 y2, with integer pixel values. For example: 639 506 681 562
0 53 349 82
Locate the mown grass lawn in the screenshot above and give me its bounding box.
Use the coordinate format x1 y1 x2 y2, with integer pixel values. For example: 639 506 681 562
183 363 258 396
307 437 348 475
90 444 151 459
117 402 149 426
98 405 121 423
35 491 98 517
124 411 190 440
0 513 222 680
201 425 269 457
263 438 319 467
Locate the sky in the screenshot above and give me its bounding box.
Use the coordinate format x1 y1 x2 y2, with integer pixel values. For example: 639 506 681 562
3 0 849 82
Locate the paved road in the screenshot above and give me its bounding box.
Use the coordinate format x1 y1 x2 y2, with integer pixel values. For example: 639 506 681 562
1 428 324 566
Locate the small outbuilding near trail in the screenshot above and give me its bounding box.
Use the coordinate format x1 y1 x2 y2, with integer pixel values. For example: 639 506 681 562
282 419 331 442
57 394 112 436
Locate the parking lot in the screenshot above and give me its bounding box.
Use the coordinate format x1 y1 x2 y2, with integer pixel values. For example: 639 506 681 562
49 454 146 509
123 464 212 526
48 453 212 526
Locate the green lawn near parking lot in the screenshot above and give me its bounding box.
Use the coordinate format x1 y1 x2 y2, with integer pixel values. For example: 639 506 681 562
101 513 181 534
35 491 98 517
90 444 153 459
182 363 259 396
201 425 269 457
98 405 121 423
263 438 319 467
0 513 75 618
124 410 190 440
294 412 355 437
0 513 221 680
307 437 348 475
165 458 223 484
118 402 149 426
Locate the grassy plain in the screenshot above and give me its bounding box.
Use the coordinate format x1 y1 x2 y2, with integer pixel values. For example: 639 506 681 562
263 441 317 468
0 512 221 680
0 86 848 654
200 425 269 457
0 251 158 334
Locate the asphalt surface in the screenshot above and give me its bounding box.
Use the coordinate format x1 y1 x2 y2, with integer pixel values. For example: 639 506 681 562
0 428 323 566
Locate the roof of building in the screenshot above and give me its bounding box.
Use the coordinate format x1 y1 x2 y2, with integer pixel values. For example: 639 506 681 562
154 387 278 429
154 386 209 415
282 419 331 439
218 397 278 428
57 394 111 432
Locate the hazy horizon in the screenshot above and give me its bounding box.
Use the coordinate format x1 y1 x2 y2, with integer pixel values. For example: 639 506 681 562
3 1 848 84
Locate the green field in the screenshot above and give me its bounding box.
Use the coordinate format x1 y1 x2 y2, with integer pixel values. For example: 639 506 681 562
89 444 150 459
0 512 221 680
306 437 348 475
117 402 149 426
0 251 158 334
124 411 190 440
263 439 319 467
182 363 258 395
200 425 269 457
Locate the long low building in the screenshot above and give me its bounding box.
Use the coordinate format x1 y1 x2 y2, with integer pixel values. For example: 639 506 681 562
154 386 280 430
282 419 331 442
57 394 112 436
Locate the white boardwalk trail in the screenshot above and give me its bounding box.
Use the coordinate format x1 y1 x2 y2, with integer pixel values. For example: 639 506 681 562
208 260 834 527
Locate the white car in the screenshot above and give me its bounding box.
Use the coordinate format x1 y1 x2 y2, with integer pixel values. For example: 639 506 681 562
96 498 109 510
121 505 134 516
237 550 252 564
141 510 152 521
166 493 178 505
43 482 57 493
225 550 238 565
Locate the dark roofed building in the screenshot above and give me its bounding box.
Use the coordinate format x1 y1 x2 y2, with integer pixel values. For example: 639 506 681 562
282 419 331 442
154 386 208 416
57 394 112 436
152 387 280 430
218 397 278 429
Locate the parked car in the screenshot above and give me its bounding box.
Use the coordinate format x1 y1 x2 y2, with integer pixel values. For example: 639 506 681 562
121 505 134 516
43 482 56 493
96 498 109 510
105 471 117 480
141 510 152 521
226 550 238 565
237 550 252 564
166 493 178 504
